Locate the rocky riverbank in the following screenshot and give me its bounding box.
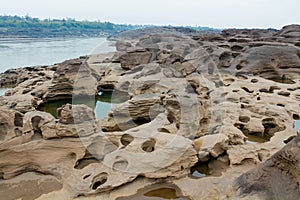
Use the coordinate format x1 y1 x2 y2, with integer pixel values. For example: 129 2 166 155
0 25 300 200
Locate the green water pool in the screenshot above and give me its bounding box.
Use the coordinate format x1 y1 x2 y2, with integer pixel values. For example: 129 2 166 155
38 91 128 119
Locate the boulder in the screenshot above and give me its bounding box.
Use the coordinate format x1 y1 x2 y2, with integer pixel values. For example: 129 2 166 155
194 134 229 160
235 134 300 200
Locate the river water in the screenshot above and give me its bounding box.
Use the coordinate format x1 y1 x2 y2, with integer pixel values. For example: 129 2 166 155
0 37 121 119
0 37 115 73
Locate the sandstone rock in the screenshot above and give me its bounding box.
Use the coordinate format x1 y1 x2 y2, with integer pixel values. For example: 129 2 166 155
44 58 98 101
117 48 153 70
235 134 300 200
276 24 300 38
194 134 229 160
230 45 300 83
102 94 164 131
0 25 300 200
58 104 95 124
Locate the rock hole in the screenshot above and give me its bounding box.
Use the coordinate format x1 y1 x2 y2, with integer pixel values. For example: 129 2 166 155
231 45 244 51
269 76 295 84
74 157 99 169
74 151 99 169
277 104 285 107
113 159 128 171
257 96 261 101
101 128 109 132
257 153 263 162
116 183 187 200
278 91 290 97
284 136 296 144
236 65 243 70
228 38 238 42
91 173 108 190
157 128 171 133
259 88 272 93
287 88 297 91
167 113 176 123
251 79 259 83
120 134 134 146
144 187 179 199
232 52 240 57
31 116 43 138
239 116 250 123
190 161 210 178
133 117 151 126
234 123 270 143
83 174 91 179
14 113 23 127
293 114 300 120
241 87 253 93
262 118 285 137
142 138 156 152
218 52 232 68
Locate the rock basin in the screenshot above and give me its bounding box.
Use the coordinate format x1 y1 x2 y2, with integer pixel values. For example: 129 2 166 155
38 91 128 119
116 183 190 200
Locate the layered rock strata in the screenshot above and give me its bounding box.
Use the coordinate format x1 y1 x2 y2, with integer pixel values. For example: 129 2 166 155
0 25 299 199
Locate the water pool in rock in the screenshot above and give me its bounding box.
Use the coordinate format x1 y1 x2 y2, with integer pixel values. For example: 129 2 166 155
38 91 128 119
116 183 190 200
294 120 300 132
245 133 271 144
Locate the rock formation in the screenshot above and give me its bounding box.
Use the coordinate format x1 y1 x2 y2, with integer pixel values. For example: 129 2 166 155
0 25 299 199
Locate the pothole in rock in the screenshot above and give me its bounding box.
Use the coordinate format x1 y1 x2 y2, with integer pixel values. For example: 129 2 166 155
190 162 210 178
190 155 230 179
116 183 190 200
38 91 128 119
244 133 271 144
268 77 295 84
234 123 273 144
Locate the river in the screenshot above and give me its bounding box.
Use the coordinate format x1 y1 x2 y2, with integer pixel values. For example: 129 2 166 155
0 37 115 73
0 37 121 119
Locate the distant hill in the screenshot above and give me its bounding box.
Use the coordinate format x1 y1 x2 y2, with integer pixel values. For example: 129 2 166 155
0 15 220 38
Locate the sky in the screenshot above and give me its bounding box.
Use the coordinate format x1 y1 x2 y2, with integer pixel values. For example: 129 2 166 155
1 0 299 29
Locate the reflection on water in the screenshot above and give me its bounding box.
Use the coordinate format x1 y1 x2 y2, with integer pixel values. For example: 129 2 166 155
116 183 190 200
38 91 128 119
294 120 300 132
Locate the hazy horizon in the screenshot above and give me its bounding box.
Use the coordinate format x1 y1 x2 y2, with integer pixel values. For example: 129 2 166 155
1 0 300 29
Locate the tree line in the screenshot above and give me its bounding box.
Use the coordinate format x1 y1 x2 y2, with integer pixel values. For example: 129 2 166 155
0 15 141 38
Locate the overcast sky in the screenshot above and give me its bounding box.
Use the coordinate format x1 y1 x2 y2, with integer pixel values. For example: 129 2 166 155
1 0 299 29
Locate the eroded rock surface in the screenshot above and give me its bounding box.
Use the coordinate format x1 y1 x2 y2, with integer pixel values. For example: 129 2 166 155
0 25 299 200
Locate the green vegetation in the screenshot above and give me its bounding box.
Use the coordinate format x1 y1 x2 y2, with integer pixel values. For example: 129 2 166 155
0 15 220 38
0 15 142 38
